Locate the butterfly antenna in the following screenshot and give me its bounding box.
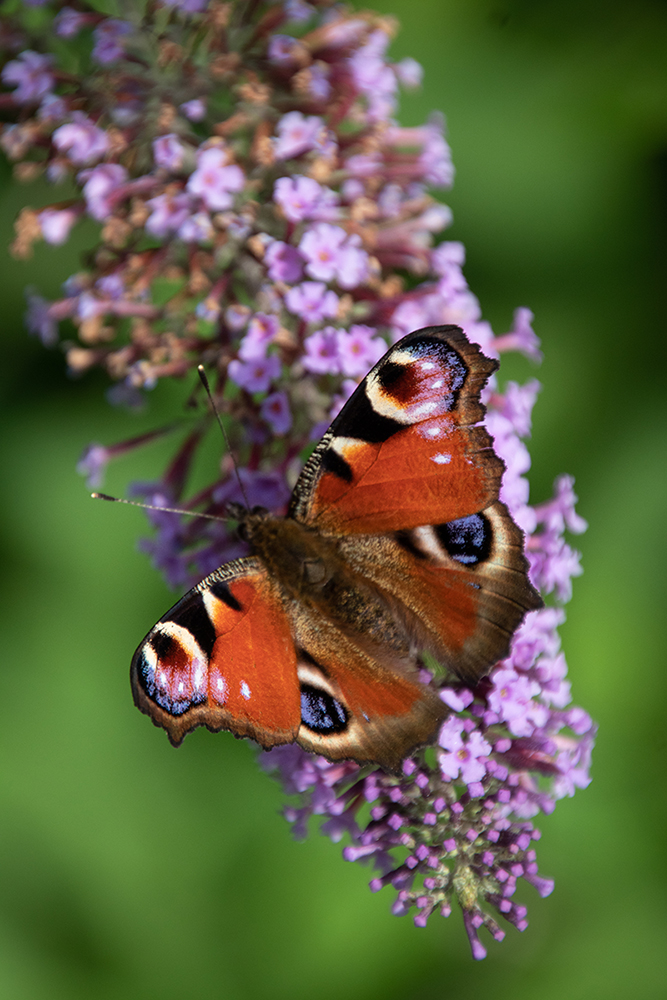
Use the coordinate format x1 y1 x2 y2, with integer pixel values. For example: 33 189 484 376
197 364 251 511
91 492 228 522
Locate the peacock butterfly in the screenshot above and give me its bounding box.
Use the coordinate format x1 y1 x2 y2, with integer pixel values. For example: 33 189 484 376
130 325 541 771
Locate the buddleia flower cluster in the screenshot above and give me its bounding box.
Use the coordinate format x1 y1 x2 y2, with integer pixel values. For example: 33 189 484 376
2 0 594 958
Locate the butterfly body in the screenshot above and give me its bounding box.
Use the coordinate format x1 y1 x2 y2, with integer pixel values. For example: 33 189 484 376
131 326 541 771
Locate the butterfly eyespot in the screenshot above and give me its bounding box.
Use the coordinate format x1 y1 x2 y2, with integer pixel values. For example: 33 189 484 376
151 630 174 659
136 637 206 717
376 359 405 389
300 684 348 735
437 512 492 566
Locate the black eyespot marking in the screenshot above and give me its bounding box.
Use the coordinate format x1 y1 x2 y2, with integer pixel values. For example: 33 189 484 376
321 447 354 483
437 512 492 565
135 641 205 716
395 529 428 560
300 684 348 734
209 580 242 613
151 629 175 659
377 360 405 389
332 382 403 443
162 592 217 657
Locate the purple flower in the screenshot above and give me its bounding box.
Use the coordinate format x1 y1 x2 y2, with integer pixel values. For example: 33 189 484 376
225 304 250 332
145 192 192 238
162 0 208 12
494 307 542 361
53 113 110 165
486 668 548 737
92 19 132 64
535 652 571 708
348 31 397 122
336 325 385 377
178 211 214 243
420 115 455 187
391 298 432 339
38 94 67 122
493 379 541 438
96 273 125 298
510 607 564 672
38 208 78 245
2 51 54 104
298 224 346 281
528 533 583 603
186 146 245 211
265 241 304 284
535 475 588 535
261 391 292 434
302 327 341 375
153 134 187 172
25 291 58 346
78 163 128 220
274 175 339 223
304 64 331 101
213 468 291 516
239 313 280 360
273 111 326 159
77 444 112 489
268 35 304 66
438 717 492 785
431 240 465 275
395 57 423 89
180 99 206 121
228 354 281 393
299 224 370 288
76 291 105 320
284 282 338 323
285 0 313 21
54 7 89 38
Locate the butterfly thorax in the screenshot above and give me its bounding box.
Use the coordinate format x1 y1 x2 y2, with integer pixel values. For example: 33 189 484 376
241 509 407 650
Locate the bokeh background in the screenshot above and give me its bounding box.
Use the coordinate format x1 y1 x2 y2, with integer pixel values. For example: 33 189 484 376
2 1 667 997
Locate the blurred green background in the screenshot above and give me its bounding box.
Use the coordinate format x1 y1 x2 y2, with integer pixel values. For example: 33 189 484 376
2 1 667 997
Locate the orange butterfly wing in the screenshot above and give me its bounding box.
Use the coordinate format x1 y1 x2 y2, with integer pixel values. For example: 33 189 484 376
131 558 300 748
291 326 502 534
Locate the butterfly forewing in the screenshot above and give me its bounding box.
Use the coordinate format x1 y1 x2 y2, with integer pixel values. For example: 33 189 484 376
290 326 503 534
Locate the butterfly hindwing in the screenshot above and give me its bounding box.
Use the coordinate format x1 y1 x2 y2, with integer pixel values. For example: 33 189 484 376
290 325 503 535
131 557 301 749
293 610 447 771
338 500 542 684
